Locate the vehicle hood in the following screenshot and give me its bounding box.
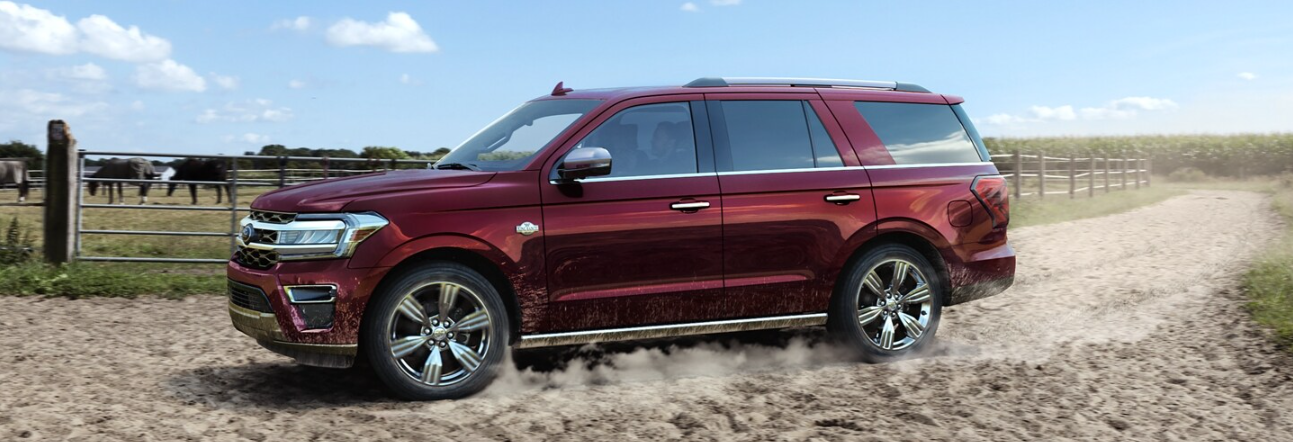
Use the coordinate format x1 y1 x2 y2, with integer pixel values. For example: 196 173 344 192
250 169 496 213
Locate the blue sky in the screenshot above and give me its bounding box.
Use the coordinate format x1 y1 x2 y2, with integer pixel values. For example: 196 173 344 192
2 1 1291 156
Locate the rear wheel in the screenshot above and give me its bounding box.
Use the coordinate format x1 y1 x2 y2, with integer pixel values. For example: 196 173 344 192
829 244 943 362
360 262 508 400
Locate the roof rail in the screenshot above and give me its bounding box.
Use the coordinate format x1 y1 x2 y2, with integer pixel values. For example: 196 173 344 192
683 77 930 93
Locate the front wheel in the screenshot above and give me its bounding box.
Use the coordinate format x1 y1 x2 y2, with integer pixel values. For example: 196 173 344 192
828 244 943 362
360 262 509 400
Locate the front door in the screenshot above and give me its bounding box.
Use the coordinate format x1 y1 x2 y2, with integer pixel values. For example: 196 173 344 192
540 97 726 331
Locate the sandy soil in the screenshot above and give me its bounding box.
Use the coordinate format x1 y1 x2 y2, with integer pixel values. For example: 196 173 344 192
2 189 1291 441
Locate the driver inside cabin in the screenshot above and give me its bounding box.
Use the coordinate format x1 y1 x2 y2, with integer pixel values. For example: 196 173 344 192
578 103 697 178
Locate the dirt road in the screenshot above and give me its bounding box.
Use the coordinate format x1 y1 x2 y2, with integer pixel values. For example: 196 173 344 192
2 190 1291 441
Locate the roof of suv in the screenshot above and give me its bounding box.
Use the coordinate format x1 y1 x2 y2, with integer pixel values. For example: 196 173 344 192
534 77 959 104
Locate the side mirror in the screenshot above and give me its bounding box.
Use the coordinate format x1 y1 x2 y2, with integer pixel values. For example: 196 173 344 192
556 147 612 182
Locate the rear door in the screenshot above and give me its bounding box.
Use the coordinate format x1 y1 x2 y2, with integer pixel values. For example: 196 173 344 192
539 96 727 331
708 94 877 317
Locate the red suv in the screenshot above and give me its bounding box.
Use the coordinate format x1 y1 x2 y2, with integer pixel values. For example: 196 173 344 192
227 77 1015 400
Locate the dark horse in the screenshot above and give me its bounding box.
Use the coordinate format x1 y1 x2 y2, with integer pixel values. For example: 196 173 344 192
0 160 29 203
168 159 229 205
88 157 157 205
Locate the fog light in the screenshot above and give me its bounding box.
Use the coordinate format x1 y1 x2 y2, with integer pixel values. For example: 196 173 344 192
285 285 337 330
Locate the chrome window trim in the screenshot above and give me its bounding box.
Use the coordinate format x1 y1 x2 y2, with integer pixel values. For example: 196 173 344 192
716 166 863 176
549 171 715 184
284 285 338 304
863 162 992 170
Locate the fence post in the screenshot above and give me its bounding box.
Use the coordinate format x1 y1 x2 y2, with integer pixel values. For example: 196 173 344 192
390 158 397 171
1088 154 1096 197
1013 150 1022 200
1103 155 1111 193
1069 154 1076 199
1145 157 1152 187
322 157 330 179
1038 151 1046 199
1135 154 1142 190
43 120 77 264
278 156 287 188
1121 151 1128 190
229 157 239 255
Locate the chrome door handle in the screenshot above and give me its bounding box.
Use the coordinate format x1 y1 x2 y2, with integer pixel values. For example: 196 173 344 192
670 201 710 211
824 194 861 204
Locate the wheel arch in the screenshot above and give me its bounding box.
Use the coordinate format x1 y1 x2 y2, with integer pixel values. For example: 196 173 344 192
833 219 955 306
370 235 526 345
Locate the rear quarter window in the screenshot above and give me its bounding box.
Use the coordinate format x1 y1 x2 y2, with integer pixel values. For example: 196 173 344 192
853 101 984 165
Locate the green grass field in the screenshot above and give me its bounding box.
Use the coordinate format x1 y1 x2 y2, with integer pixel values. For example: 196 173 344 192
1241 182 1293 348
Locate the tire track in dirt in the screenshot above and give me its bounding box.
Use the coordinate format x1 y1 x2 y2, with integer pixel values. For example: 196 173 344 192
1 190 1290 441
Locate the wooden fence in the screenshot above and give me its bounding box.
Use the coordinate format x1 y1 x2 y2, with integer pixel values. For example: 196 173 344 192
990 151 1151 199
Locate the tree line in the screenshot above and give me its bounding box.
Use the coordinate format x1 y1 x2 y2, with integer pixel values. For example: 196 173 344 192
0 141 451 170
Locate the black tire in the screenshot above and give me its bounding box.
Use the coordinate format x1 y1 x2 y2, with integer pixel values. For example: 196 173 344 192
828 244 944 362
360 261 509 400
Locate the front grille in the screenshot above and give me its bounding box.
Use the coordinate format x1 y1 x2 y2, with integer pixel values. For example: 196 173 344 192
258 229 279 244
229 280 274 313
234 246 279 269
251 210 295 224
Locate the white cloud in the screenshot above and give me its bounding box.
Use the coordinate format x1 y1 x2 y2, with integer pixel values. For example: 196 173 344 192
196 98 294 123
210 73 239 90
399 73 423 85
0 88 108 117
326 12 438 53
49 62 106 80
76 14 171 62
0 3 172 62
1029 105 1077 121
272 16 311 31
1237 72 1257 81
711 0 742 5
288 79 306 89
681 2 700 12
982 96 1177 126
130 100 144 111
0 1 78 55
224 133 270 144
134 59 205 91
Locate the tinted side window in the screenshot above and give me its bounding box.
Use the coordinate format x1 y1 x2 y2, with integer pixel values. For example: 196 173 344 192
574 102 697 178
804 102 843 167
853 102 983 165
720 100 815 172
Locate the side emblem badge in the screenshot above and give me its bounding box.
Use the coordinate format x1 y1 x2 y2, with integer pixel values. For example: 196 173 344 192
516 222 540 236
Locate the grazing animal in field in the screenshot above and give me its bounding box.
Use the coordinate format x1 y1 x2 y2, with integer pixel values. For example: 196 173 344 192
0 160 29 203
88 157 157 205
168 159 229 205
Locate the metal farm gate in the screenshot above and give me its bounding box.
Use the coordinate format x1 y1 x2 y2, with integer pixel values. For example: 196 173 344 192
71 151 430 264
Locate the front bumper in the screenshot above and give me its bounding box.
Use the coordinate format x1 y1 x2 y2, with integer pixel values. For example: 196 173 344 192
226 258 391 368
228 299 358 368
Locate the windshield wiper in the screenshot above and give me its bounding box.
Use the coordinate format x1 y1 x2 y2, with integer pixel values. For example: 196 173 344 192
434 162 480 171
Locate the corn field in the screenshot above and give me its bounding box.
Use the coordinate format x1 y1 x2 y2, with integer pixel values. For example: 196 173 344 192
984 133 1293 178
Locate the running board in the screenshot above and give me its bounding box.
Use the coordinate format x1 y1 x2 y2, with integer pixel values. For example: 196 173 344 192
517 313 828 349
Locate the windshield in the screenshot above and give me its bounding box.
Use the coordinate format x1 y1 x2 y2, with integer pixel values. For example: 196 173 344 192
437 99 601 171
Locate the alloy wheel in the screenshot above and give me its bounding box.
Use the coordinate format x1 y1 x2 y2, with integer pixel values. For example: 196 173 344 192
386 281 494 387
855 258 934 351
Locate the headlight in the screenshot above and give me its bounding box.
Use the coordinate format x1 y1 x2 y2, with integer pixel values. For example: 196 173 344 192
237 212 388 261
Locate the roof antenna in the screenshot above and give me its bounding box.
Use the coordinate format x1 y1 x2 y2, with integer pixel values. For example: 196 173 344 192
551 81 573 96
